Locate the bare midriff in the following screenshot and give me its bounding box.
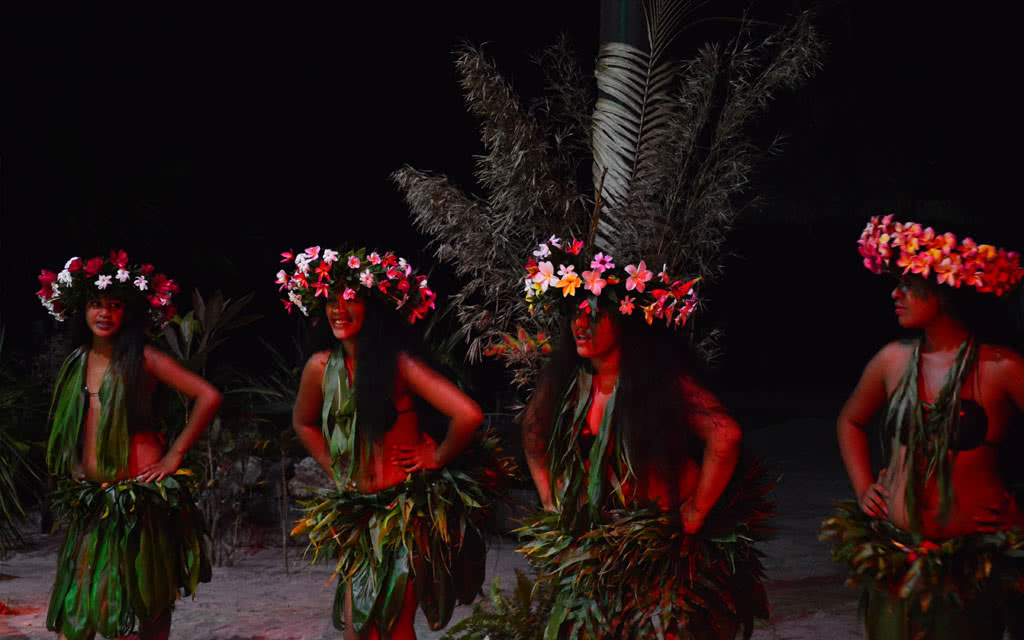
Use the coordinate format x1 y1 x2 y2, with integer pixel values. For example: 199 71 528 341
80 393 164 483
352 394 424 494
884 445 1021 538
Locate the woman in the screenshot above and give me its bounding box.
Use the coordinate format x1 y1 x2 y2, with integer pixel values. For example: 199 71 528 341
279 246 507 640
516 238 770 639
36 252 220 640
827 216 1024 639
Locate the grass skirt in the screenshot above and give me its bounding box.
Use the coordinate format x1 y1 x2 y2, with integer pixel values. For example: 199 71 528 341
516 464 773 640
293 434 517 634
46 475 212 640
820 500 1024 640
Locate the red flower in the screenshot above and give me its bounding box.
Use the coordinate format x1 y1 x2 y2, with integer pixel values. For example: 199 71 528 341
280 249 295 263
314 261 332 282
281 298 294 314
140 264 155 276
109 249 129 268
152 274 169 294
566 239 584 255
36 270 58 299
84 257 105 276
291 273 309 289
381 252 398 268
67 258 83 272
377 279 391 294
312 281 331 297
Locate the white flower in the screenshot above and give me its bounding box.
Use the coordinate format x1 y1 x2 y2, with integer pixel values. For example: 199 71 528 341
95 275 113 290
288 290 302 305
64 256 80 269
134 276 148 291
348 255 360 269
52 282 60 294
57 269 73 284
523 277 535 295
359 269 375 287
294 254 311 274
548 235 562 248
116 268 131 282
368 252 382 265
322 249 339 264
42 298 54 311
531 261 558 292
533 243 551 259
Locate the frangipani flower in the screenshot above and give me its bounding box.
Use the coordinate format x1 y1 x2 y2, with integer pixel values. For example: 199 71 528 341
532 261 557 292
555 272 582 297
582 270 607 295
135 276 148 291
590 252 614 273
343 288 356 300
116 268 131 283
368 252 382 265
566 239 584 255
624 261 654 292
619 296 635 315
322 249 339 264
348 255 361 269
359 269 375 287
95 275 113 290
533 243 551 259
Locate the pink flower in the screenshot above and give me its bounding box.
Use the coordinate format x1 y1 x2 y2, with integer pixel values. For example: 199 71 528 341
582 270 607 295
590 253 614 273
343 288 356 300
368 252 382 265
313 281 331 297
578 300 592 315
140 263 154 276
280 250 295 263
304 246 321 259
532 261 558 292
619 296 635 315
276 270 290 289
658 264 671 284
548 235 562 248
281 298 294 314
624 261 654 292
348 255 360 269
359 269 375 287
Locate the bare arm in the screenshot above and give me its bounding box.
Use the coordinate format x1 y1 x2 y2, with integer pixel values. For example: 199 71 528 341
137 346 223 482
523 422 554 510
837 343 897 517
391 353 483 471
996 349 1024 414
680 378 742 533
292 351 333 474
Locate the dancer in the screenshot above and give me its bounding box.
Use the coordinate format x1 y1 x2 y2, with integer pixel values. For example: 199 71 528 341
280 246 512 639
824 216 1024 639
511 239 770 638
36 251 218 640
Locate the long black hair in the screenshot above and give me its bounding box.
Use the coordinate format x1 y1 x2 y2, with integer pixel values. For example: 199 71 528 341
523 310 714 478
70 295 152 430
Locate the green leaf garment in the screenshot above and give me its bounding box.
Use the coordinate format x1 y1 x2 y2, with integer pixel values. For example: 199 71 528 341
294 344 519 633
821 339 1023 639
45 348 212 640
517 369 772 640
820 501 1021 640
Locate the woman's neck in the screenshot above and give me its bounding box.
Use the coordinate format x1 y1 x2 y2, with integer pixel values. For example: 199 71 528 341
341 338 357 362
921 315 971 353
588 348 620 393
90 336 114 358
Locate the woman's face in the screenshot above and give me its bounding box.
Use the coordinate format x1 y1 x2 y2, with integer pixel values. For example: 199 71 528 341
891 276 941 328
85 296 125 339
325 294 366 340
572 307 621 360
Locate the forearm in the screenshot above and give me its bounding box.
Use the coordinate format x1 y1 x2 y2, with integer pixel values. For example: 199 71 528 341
294 423 332 473
434 411 483 468
690 436 740 515
837 419 875 498
525 449 554 509
167 390 222 459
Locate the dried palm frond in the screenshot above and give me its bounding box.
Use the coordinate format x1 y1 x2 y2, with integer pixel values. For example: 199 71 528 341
393 4 823 382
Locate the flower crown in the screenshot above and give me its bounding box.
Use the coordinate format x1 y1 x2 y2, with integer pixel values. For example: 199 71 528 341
36 250 179 327
276 246 436 323
523 235 699 328
859 215 1024 296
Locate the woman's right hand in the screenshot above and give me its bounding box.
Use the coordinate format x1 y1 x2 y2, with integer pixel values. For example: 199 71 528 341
858 468 889 519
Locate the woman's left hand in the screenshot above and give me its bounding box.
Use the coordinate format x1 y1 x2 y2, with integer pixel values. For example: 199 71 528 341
391 435 440 473
136 451 183 484
680 499 706 534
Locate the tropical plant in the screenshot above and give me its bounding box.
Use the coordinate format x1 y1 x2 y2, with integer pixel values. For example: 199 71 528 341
0 323 43 559
443 570 556 640
392 2 824 384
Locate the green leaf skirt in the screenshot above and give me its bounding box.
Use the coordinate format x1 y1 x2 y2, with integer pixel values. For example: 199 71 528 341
294 466 509 634
517 464 774 640
820 501 1024 640
46 476 212 640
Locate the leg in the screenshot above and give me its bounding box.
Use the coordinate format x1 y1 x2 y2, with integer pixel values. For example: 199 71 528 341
137 607 171 640
344 582 382 640
382 577 417 640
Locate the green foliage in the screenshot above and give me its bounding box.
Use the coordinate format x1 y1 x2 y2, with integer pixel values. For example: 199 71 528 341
444 570 556 640
0 323 44 555
160 289 259 376
821 500 1024 626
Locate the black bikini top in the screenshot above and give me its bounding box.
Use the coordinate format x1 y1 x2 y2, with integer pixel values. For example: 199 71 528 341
898 398 992 451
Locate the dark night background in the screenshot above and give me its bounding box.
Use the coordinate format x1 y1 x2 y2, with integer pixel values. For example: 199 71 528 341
1 1 1021 424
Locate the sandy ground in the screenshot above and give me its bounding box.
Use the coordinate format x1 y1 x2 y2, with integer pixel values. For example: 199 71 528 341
0 418 866 639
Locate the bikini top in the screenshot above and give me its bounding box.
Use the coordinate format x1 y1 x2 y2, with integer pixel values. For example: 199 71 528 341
897 398 992 451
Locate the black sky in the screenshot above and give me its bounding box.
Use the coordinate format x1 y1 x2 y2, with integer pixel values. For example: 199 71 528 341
2 1 1021 411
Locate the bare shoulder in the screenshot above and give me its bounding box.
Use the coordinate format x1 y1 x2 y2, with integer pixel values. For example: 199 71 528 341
305 349 332 372
142 345 173 370
978 343 1024 376
873 339 914 371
